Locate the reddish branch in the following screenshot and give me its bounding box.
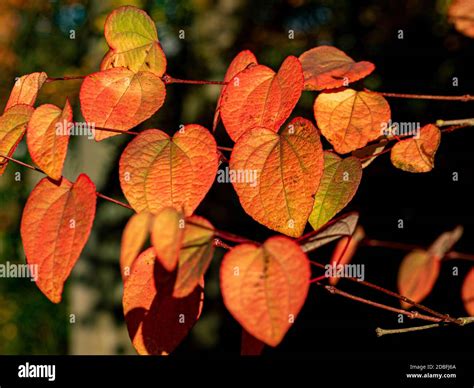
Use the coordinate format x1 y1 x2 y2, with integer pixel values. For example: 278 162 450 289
370 90 474 102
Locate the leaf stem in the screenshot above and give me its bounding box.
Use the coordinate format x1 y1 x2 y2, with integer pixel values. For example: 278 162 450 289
95 192 133 210
46 75 86 82
162 74 228 86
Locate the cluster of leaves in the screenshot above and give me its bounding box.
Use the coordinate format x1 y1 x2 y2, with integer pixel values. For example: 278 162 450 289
0 6 473 354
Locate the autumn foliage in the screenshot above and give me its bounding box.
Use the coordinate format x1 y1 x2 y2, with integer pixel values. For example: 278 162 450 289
0 5 473 355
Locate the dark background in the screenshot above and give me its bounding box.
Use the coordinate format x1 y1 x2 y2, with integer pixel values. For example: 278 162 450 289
0 0 473 357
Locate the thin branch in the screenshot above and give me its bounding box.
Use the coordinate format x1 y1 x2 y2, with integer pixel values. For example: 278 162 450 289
96 192 133 210
371 90 474 102
162 74 227 86
46 75 86 82
317 283 444 323
436 118 474 127
376 317 474 337
217 146 233 152
0 154 45 174
309 260 462 324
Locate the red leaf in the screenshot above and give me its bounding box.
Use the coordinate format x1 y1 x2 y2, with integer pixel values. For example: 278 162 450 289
123 248 204 355
220 236 310 346
241 329 265 356
20 174 97 303
80 68 166 140
220 56 303 141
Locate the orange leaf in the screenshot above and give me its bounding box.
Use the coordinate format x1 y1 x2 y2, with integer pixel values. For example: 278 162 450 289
0 104 34 175
390 124 441 173
173 215 215 298
299 46 375 91
241 329 265 356
102 6 166 75
397 250 440 308
213 50 257 131
151 207 185 272
220 236 310 346
119 125 218 216
314 88 391 154
5 72 48 111
462 268 474 316
79 68 166 141
220 56 303 141
20 174 97 303
120 211 153 280
309 151 362 230
229 117 324 237
123 248 204 355
26 100 73 180
448 0 474 38
328 226 365 285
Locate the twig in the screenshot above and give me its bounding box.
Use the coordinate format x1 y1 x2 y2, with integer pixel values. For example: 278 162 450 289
436 118 474 127
376 317 474 337
46 75 86 82
371 90 474 102
162 74 227 86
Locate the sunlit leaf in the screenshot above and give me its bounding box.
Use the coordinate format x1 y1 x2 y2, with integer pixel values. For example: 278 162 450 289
300 212 359 253
119 125 218 216
0 104 34 175
220 236 310 346
314 88 390 154
390 124 441 173
20 174 97 303
151 207 185 272
102 6 166 75
448 0 474 38
26 100 73 180
299 46 375 91
120 211 153 280
220 56 303 141
213 50 257 132
123 248 204 355
173 215 215 298
462 268 474 316
398 249 440 308
80 68 166 140
5 72 48 111
309 151 362 230
229 117 324 237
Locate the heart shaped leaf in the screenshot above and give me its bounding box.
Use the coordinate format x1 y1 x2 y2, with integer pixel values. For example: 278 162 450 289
314 88 390 154
20 174 97 303
462 268 474 316
220 236 310 346
229 117 324 237
220 56 303 141
80 68 166 140
119 125 218 216
102 6 166 75
390 124 441 173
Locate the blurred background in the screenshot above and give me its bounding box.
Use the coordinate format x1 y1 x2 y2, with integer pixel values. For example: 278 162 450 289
0 0 473 356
